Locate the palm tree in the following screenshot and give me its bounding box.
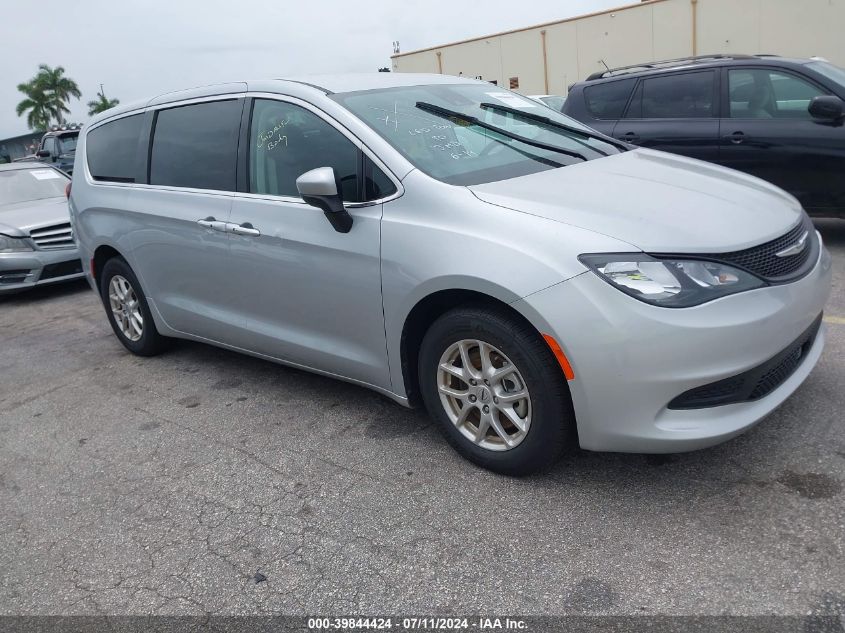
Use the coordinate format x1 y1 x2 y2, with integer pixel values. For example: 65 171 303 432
87 85 120 116
15 79 52 131
35 64 81 125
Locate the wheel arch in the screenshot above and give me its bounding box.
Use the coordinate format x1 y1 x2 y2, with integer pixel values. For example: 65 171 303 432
91 244 124 289
398 287 568 408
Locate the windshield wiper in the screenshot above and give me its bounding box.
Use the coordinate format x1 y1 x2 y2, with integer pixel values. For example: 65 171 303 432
479 102 629 152
415 101 588 162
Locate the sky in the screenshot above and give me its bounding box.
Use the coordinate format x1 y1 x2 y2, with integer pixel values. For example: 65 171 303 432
1 0 623 139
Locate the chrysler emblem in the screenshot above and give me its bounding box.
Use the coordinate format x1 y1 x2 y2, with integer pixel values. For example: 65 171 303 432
775 231 809 258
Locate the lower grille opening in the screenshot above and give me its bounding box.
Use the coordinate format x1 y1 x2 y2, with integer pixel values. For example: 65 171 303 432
668 314 823 410
0 269 31 284
39 259 83 281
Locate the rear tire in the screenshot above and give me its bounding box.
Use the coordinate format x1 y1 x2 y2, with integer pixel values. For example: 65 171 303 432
418 306 575 476
99 257 169 357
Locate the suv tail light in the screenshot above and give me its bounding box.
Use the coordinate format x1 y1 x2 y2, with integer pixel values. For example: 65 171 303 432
65 181 72 198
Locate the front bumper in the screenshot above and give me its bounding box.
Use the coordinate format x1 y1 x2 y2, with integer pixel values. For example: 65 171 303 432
0 248 84 294
514 234 833 453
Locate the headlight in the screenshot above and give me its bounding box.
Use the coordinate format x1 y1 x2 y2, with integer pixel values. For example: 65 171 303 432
579 254 765 308
0 234 34 253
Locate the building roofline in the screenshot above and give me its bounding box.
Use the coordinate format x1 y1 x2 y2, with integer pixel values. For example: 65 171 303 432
391 0 668 59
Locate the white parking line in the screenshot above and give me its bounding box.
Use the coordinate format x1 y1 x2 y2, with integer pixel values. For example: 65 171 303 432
824 315 845 326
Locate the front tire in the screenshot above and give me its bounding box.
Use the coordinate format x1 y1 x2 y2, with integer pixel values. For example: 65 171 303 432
418 306 575 476
99 257 169 357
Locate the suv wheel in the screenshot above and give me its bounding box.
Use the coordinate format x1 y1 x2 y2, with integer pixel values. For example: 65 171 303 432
99 258 169 356
419 306 575 475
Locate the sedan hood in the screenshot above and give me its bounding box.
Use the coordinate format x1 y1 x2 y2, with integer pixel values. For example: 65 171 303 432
0 197 69 236
469 149 803 253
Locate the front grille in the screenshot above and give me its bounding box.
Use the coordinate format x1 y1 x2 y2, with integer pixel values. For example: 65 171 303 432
29 223 75 250
40 259 82 280
749 345 804 400
703 216 813 281
668 314 822 409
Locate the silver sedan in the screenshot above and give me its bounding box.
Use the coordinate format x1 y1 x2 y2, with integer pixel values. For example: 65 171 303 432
0 162 83 294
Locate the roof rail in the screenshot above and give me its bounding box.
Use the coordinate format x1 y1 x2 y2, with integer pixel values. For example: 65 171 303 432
585 54 759 81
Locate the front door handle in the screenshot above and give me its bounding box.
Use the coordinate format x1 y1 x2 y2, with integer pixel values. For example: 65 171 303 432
197 217 228 231
228 222 261 237
724 131 745 144
619 132 640 143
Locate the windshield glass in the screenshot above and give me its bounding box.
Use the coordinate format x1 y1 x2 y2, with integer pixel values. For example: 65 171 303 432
806 61 845 89
0 168 68 206
539 96 566 111
57 134 78 154
332 83 620 186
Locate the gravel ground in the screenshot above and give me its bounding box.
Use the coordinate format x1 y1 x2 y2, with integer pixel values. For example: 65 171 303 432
0 220 843 617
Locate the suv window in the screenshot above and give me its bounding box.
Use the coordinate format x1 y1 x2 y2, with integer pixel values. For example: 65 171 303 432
86 114 144 182
57 134 77 154
42 137 58 154
249 99 367 201
149 99 241 190
626 71 715 119
583 79 636 119
729 69 825 119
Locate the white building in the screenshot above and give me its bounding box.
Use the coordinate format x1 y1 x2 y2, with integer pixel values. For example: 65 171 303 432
391 0 845 95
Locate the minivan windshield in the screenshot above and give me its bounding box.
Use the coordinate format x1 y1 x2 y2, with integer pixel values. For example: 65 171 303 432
807 60 845 89
333 83 622 186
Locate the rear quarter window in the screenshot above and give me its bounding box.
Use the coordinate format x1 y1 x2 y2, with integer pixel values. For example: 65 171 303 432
86 114 143 182
583 79 636 119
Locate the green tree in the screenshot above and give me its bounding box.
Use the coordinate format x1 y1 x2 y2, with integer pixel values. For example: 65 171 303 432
87 85 120 116
15 79 52 131
16 64 81 130
36 64 81 125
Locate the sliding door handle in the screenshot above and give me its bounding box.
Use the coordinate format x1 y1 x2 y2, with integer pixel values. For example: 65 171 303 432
197 217 228 231
229 222 261 237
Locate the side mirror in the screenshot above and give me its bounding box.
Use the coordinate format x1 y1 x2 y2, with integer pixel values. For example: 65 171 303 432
808 95 845 121
296 167 353 233
36 149 51 158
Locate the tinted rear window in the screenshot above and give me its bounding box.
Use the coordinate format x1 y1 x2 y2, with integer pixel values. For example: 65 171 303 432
149 100 241 191
583 79 636 119
86 114 143 182
626 71 715 119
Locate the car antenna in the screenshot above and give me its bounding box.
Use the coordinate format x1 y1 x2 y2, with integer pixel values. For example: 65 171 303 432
599 59 611 74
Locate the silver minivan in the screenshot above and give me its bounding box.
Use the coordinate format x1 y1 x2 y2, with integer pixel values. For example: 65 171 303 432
71 74 831 475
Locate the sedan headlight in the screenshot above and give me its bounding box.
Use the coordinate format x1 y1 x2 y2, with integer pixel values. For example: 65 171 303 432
0 234 34 253
579 254 765 308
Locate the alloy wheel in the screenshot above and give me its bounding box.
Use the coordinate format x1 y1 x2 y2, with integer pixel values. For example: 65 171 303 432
108 275 143 342
436 339 532 451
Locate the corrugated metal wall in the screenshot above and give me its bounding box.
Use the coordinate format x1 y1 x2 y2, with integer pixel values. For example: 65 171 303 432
392 0 845 95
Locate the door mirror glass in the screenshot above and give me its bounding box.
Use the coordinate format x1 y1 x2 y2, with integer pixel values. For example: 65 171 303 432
808 95 845 121
296 167 353 233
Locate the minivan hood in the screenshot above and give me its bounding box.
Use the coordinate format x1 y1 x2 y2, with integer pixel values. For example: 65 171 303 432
469 149 803 253
0 197 69 236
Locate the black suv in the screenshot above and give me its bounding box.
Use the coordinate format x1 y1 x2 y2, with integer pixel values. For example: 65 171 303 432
563 55 845 217
29 126 80 175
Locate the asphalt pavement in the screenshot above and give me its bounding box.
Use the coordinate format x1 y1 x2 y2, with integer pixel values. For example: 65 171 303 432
0 220 843 617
